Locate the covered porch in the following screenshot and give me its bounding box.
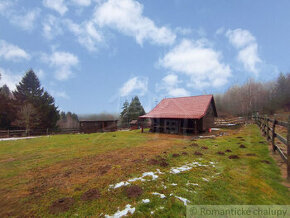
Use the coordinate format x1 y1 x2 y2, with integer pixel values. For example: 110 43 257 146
148 118 202 134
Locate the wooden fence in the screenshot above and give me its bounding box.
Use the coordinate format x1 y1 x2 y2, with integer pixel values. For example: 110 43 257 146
0 128 80 138
214 117 246 127
253 115 290 180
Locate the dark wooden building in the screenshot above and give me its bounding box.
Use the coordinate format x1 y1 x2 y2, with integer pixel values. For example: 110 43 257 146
79 120 118 133
139 95 217 134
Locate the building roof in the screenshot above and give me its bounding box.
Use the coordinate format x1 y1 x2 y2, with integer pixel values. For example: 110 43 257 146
139 94 217 119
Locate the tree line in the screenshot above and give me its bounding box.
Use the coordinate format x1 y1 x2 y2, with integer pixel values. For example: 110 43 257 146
0 69 78 131
215 73 290 117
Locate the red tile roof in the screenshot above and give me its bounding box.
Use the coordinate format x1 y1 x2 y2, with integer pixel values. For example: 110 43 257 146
140 94 216 119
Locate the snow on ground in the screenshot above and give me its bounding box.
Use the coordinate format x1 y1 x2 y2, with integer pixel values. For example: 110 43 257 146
152 192 166 199
202 178 209 182
105 204 135 218
109 169 162 189
170 194 191 206
169 161 208 174
142 199 150 203
211 128 220 131
0 136 40 141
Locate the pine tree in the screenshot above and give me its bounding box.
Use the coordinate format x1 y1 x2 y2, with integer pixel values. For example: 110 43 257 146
127 96 145 121
14 69 44 102
120 100 129 127
14 69 59 129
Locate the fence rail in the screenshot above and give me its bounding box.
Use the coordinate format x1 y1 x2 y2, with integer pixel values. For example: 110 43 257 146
253 115 290 180
0 128 80 138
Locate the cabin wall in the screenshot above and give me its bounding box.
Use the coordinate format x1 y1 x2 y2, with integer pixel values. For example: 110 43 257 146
150 118 199 134
80 121 117 133
202 103 215 131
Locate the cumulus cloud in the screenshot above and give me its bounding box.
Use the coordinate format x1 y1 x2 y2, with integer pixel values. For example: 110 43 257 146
0 2 40 31
65 19 103 51
159 39 231 89
226 28 255 48
94 0 176 46
120 76 148 97
10 8 41 31
42 51 79 80
0 68 22 90
158 74 190 97
71 0 91 7
226 28 261 75
0 40 30 61
42 15 63 39
43 0 68 15
50 89 70 99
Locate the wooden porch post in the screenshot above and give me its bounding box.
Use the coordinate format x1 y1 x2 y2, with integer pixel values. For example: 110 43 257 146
194 119 198 135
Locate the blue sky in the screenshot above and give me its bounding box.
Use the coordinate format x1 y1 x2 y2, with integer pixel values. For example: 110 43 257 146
0 0 289 114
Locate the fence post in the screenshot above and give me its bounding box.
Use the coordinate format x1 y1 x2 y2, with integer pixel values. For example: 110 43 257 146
266 116 270 140
272 117 276 152
287 115 290 180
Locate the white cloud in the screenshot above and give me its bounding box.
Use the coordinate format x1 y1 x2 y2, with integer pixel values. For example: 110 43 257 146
226 28 255 48
0 68 22 90
42 15 63 39
0 2 40 31
238 43 261 75
168 88 189 97
42 51 79 80
71 0 91 7
162 74 180 87
0 40 30 61
120 76 148 97
226 28 261 75
0 0 12 13
159 74 189 97
94 0 176 46
159 39 231 89
43 0 68 16
65 19 103 51
50 89 70 99
10 8 40 31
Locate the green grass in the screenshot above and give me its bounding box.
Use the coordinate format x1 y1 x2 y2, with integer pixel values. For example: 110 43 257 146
0 125 289 217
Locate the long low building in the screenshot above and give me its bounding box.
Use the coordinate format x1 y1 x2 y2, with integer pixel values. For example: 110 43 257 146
79 120 118 133
139 94 217 134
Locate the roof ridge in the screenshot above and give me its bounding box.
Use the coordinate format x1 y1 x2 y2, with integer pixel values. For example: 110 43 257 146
164 94 213 100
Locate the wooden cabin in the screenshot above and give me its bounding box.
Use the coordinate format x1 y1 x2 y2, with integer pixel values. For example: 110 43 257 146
130 120 139 130
79 120 118 133
139 95 217 134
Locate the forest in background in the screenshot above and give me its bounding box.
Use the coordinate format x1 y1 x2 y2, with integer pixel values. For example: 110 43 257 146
215 73 290 117
1 70 289 130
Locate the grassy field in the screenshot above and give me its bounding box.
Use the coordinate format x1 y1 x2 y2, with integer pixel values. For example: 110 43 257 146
0 125 289 217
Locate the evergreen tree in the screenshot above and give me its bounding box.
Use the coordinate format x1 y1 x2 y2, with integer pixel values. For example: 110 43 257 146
13 69 59 129
120 100 129 127
127 96 145 121
0 85 16 128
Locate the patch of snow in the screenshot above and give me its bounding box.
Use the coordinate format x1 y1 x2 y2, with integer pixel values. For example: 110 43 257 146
152 192 166 199
170 194 190 206
109 181 130 189
109 169 161 189
142 199 150 203
105 204 135 218
170 162 208 174
171 183 177 186
0 136 40 141
211 128 220 131
142 172 159 180
202 178 209 182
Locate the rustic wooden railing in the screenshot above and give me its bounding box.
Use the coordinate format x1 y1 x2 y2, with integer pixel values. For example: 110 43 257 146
0 128 80 138
253 115 290 180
